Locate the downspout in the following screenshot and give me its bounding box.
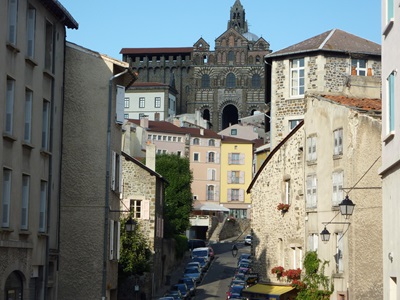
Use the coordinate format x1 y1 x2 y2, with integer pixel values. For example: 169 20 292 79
102 68 129 300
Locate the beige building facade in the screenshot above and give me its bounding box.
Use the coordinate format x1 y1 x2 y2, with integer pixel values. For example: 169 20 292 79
0 0 77 299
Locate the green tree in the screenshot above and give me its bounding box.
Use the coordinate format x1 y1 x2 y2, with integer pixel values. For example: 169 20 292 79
295 251 334 300
118 216 151 280
155 153 193 237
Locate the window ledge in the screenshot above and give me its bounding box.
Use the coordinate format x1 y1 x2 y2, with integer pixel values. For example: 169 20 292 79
25 57 38 67
333 154 343 160
37 232 48 237
333 273 344 278
307 160 317 166
383 131 395 144
22 142 34 150
19 230 31 236
6 42 20 53
40 149 52 157
3 133 17 142
383 19 394 36
43 69 54 78
0 228 14 233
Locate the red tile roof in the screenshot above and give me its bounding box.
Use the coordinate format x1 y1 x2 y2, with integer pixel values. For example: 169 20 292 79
321 94 382 112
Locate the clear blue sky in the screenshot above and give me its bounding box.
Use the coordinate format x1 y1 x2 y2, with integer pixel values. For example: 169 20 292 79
61 0 381 60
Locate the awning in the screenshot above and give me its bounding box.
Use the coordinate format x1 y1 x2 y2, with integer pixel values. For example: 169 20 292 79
243 283 294 296
193 202 230 212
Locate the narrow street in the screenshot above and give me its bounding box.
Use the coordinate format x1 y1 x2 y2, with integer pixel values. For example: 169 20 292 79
194 241 250 299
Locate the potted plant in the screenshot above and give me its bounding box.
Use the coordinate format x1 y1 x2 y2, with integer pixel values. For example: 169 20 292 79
283 268 302 280
277 203 290 212
271 266 284 279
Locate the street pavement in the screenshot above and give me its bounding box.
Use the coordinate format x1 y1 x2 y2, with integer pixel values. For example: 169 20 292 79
153 236 247 300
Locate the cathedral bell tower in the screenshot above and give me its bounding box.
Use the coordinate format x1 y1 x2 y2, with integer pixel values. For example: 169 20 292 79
228 0 248 34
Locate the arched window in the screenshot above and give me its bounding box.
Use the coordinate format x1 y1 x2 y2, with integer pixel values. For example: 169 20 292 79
228 51 235 62
208 152 215 162
256 56 261 63
203 109 210 121
209 139 215 146
226 73 236 88
193 138 200 145
252 74 261 88
201 74 210 88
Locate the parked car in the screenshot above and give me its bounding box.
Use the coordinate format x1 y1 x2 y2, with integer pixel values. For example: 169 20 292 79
188 239 207 250
226 283 245 299
186 261 202 271
178 277 196 296
237 261 252 274
191 256 209 272
237 258 252 267
183 267 202 283
191 247 210 262
244 235 252 245
237 253 251 262
164 289 182 300
171 283 190 300
158 297 174 300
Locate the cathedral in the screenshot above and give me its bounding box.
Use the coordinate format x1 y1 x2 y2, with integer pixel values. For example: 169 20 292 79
120 0 271 131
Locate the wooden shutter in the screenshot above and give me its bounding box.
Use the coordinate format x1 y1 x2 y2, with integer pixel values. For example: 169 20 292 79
2 170 11 227
239 171 245 184
215 185 220 201
227 171 232 183
332 172 338 205
216 152 220 163
239 189 244 201
312 176 317 207
116 222 121 260
118 154 122 193
307 137 312 160
240 153 245 165
227 189 232 201
109 221 114 260
142 200 150 219
111 151 116 191
228 153 232 164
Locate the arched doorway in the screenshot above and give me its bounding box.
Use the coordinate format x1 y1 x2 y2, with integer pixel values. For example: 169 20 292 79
202 109 210 121
5 271 23 300
222 104 239 130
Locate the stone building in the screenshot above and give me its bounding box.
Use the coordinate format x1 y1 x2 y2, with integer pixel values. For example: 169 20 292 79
380 0 400 298
120 147 167 299
59 42 137 300
247 122 305 282
0 0 77 298
120 0 271 132
304 93 382 299
265 29 381 148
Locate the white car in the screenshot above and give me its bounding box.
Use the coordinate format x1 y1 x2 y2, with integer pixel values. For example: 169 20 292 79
244 235 252 245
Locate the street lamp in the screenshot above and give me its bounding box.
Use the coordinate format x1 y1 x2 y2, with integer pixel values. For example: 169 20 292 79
339 195 355 218
320 227 331 243
125 217 137 232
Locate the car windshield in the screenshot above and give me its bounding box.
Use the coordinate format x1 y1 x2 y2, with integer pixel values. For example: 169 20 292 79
231 285 244 293
184 268 199 274
239 262 249 268
193 250 208 257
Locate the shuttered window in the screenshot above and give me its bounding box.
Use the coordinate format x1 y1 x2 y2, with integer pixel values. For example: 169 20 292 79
21 175 30 230
306 175 317 208
2 169 12 228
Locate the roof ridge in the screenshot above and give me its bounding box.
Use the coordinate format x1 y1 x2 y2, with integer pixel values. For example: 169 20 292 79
319 29 336 49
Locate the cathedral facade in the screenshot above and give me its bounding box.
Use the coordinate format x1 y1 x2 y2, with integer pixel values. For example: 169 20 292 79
121 0 271 131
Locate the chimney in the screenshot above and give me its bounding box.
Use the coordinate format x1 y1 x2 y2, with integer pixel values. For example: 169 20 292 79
146 141 156 171
140 116 149 128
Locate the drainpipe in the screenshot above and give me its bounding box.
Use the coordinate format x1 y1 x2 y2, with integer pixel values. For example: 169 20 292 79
102 68 129 300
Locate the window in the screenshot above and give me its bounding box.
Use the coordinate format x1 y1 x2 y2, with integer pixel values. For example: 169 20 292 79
178 137 182 142
154 97 161 108
285 180 290 204
229 153 242 165
201 74 210 88
139 97 145 108
332 171 344 206
26 6 36 58
168 136 172 141
228 189 244 201
41 101 50 150
306 174 317 208
44 20 54 71
124 114 129 119
130 199 142 218
5 78 15 135
289 119 302 131
124 97 129 108
251 74 261 88
21 175 30 230
163 136 167 141
387 0 394 22
230 209 247 219
193 153 199 162
111 151 122 193
290 58 305 96
24 89 33 143
39 181 47 232
2 169 12 228
333 129 343 155
307 136 317 162
157 135 161 140
351 59 367 76
7 0 18 45
228 51 234 62
139 113 146 119
207 185 215 200
336 233 344 273
177 151 181 157
229 171 241 184
226 73 236 88
208 139 215 146
109 220 120 260
193 138 200 145
207 169 216 181
388 72 395 133
208 152 215 163
231 129 237 136
308 233 318 252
